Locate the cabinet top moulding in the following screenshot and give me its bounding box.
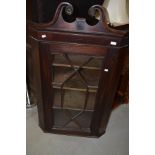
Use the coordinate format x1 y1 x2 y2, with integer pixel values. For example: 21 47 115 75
28 2 128 47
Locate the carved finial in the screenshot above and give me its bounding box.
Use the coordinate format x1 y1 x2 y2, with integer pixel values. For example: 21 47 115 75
88 5 110 24
65 3 74 15
88 7 96 17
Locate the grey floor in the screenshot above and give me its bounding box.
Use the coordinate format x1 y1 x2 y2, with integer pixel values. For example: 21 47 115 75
26 104 129 155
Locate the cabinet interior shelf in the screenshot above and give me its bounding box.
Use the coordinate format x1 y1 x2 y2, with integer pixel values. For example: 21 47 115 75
52 63 101 70
52 106 94 112
52 84 98 92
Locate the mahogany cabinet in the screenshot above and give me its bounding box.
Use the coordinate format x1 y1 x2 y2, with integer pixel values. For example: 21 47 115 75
28 2 128 137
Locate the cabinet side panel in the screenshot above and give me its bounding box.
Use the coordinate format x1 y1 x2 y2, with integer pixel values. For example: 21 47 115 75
113 47 129 107
91 47 126 136
29 38 45 129
39 43 54 131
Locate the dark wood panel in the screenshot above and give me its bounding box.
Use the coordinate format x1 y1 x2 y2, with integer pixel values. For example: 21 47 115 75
49 42 107 56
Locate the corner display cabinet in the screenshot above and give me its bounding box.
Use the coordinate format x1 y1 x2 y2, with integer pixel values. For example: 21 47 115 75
29 2 129 137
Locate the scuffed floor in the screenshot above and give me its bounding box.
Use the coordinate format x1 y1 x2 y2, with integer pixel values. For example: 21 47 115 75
27 104 129 155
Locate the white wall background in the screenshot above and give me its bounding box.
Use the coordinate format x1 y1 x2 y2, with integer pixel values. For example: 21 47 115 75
103 0 129 25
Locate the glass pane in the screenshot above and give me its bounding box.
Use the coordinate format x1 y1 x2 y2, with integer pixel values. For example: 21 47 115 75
53 89 96 110
53 54 103 68
53 109 93 130
52 67 100 88
51 53 104 130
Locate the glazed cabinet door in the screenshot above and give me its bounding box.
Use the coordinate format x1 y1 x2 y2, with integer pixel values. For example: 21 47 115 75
38 41 123 136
